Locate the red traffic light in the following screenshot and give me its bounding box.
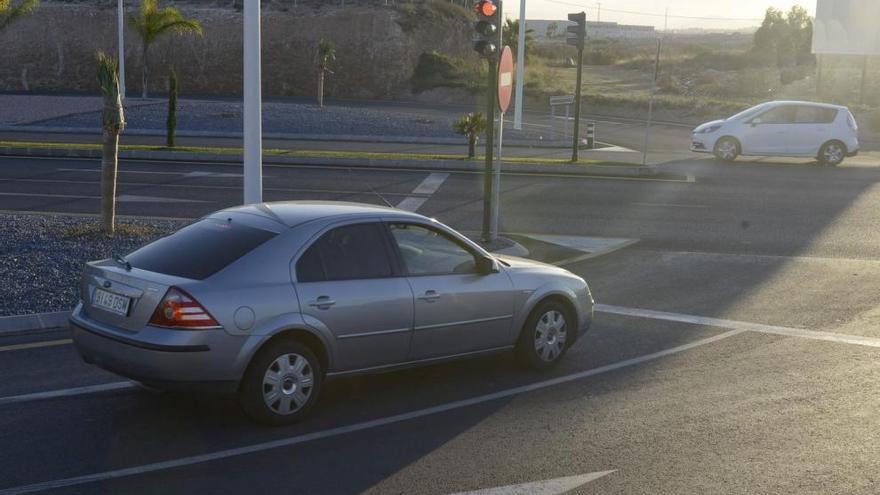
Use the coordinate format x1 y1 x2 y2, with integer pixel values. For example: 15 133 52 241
474 0 497 17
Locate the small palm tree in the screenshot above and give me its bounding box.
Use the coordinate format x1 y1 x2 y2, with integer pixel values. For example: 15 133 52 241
0 0 38 32
96 52 126 235
503 19 535 60
316 38 336 108
128 0 202 98
452 112 488 159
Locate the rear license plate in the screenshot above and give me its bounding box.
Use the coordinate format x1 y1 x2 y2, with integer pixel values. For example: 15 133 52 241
93 288 131 316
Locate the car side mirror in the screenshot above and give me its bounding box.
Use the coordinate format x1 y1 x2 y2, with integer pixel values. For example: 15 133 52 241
476 256 500 275
750 118 762 127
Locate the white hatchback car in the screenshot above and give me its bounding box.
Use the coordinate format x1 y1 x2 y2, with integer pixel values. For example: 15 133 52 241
691 101 859 166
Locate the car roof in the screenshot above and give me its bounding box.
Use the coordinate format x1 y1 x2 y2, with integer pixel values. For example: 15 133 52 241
764 100 848 111
216 200 427 228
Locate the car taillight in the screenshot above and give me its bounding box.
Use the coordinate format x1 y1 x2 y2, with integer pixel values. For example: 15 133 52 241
149 288 221 330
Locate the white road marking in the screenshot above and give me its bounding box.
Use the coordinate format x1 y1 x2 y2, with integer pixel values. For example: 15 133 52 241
55 168 245 178
396 172 449 212
521 234 639 267
631 202 707 209
0 339 71 353
0 192 208 203
0 381 136 408
448 471 616 495
597 304 880 349
0 329 743 494
116 194 209 203
593 145 638 153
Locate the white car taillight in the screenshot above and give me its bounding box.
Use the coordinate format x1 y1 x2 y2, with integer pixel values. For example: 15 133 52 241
149 287 221 330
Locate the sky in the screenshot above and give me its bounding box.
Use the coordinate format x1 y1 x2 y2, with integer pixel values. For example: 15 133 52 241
510 0 816 30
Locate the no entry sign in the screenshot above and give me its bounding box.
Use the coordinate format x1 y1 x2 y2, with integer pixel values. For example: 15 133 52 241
497 46 513 113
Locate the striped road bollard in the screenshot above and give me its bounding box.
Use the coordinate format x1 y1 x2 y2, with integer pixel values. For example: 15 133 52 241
586 122 595 149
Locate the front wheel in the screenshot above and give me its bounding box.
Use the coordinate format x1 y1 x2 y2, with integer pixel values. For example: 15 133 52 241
818 141 846 166
239 340 323 426
516 301 572 369
713 137 739 162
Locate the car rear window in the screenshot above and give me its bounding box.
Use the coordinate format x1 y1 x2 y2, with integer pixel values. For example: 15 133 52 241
126 218 277 280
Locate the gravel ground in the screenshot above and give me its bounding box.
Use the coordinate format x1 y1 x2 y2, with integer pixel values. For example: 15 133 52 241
1 214 185 317
0 94 161 126
22 99 547 140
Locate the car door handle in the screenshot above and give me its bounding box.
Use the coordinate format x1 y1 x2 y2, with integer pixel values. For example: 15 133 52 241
308 296 336 309
417 290 441 302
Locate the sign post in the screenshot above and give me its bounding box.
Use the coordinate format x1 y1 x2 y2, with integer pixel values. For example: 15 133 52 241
491 46 513 241
243 0 262 205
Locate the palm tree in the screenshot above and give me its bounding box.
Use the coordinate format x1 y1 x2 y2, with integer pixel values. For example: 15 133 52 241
452 112 488 159
128 0 202 98
96 52 126 235
0 0 38 32
316 38 336 108
503 19 535 60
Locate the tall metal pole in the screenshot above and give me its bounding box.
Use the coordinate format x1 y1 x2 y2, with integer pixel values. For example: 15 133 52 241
481 1 501 243
243 0 263 205
513 0 525 130
642 39 661 167
117 0 126 100
571 45 583 162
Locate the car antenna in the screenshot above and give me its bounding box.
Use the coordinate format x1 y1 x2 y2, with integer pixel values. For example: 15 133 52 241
347 168 393 208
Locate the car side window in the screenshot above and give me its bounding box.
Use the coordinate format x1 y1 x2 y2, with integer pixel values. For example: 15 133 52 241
794 106 838 124
389 223 477 276
758 106 795 124
295 223 392 282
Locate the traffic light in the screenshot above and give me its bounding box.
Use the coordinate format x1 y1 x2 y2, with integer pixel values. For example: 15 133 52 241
567 11 586 51
473 0 500 58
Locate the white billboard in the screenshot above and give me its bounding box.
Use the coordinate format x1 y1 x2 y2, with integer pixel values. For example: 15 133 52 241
813 0 880 55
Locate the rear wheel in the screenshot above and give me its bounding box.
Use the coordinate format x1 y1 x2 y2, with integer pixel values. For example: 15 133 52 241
818 140 846 166
239 340 323 426
713 137 739 162
516 301 572 369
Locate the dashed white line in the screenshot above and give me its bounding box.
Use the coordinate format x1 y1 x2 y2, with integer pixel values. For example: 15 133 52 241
449 470 616 495
396 172 449 212
0 329 744 495
597 304 880 349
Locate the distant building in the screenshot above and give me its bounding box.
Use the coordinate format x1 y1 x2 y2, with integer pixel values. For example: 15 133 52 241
529 19 657 40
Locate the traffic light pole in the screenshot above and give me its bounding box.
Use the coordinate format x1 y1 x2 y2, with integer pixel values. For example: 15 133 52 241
481 56 497 243
571 45 583 162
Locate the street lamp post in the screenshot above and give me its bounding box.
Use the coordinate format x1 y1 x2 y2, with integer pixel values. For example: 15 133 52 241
117 0 125 99
243 0 263 205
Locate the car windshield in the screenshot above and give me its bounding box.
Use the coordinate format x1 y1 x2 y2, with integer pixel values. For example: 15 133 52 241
727 103 772 121
4 0 878 493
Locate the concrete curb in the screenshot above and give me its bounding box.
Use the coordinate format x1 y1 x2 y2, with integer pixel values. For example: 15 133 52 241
0 125 588 149
0 146 658 178
0 311 70 335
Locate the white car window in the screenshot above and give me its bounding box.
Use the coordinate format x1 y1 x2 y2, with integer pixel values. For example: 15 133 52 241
757 106 795 124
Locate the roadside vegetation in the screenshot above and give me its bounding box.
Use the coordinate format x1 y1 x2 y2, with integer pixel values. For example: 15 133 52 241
415 3 880 128
0 0 38 31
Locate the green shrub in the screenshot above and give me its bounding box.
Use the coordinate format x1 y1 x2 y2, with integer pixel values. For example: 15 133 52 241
395 0 470 32
411 50 482 93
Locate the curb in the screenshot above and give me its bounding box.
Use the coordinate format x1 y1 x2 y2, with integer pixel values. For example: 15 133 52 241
0 311 69 335
0 125 591 149
0 146 658 178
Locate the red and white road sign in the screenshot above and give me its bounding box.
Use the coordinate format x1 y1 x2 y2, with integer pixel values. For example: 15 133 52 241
497 46 513 113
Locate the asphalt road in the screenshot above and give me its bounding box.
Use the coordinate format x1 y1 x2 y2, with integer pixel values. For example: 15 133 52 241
2 154 880 494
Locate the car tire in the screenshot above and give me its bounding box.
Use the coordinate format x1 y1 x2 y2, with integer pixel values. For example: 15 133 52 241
239 339 323 426
515 300 572 370
818 140 846 166
713 137 739 162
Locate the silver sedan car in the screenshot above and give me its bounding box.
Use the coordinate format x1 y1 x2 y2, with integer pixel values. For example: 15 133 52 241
71 202 594 425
